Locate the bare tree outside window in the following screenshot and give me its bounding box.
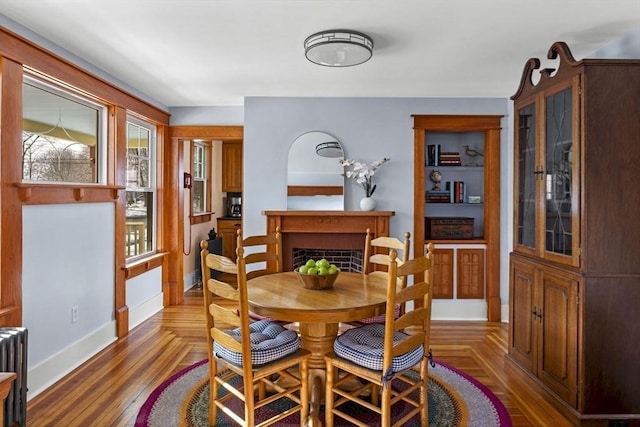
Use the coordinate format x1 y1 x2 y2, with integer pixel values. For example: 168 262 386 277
22 78 102 183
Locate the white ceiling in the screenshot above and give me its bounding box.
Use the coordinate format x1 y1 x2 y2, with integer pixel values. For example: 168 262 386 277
1 1 639 107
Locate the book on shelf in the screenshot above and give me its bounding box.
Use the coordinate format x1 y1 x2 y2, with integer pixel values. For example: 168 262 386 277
427 147 463 166
425 190 451 203
445 181 467 203
427 144 440 166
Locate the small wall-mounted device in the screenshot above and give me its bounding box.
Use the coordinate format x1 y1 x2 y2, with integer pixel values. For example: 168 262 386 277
183 172 192 189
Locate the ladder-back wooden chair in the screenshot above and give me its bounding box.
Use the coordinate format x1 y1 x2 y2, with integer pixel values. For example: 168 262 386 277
324 243 434 427
236 227 283 280
236 227 285 321
356 228 411 324
200 240 310 426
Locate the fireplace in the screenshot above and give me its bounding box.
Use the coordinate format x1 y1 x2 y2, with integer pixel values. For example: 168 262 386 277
292 248 363 273
263 210 394 271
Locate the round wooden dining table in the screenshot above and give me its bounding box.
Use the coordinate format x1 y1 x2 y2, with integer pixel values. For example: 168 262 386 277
247 271 388 370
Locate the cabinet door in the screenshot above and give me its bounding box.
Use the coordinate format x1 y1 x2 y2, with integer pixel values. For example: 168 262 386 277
457 249 484 299
432 248 453 299
222 142 242 192
217 219 242 260
514 102 537 255
509 257 536 372
541 84 580 267
514 82 580 268
537 267 578 407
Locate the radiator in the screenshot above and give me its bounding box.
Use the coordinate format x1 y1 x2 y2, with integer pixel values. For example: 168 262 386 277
0 328 27 427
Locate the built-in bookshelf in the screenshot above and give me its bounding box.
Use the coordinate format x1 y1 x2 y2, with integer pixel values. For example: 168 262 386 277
412 115 502 322
425 133 486 237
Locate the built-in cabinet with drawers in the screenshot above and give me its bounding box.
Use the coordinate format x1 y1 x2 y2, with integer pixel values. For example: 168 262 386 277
509 42 640 425
413 115 502 321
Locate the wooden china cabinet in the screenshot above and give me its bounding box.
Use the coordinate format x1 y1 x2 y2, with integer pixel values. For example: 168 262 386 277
413 115 502 322
509 42 640 425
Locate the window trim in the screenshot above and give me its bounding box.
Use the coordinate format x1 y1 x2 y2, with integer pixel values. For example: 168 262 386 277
125 116 157 261
189 140 213 224
22 73 108 185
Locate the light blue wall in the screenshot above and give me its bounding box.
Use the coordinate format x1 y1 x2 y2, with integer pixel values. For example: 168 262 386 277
242 96 512 302
171 97 514 308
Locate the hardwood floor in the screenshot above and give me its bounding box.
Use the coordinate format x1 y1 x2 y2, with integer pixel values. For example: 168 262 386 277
26 289 573 426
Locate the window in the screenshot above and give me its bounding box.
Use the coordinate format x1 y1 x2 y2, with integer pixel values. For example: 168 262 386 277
126 118 156 259
22 76 106 183
192 141 209 214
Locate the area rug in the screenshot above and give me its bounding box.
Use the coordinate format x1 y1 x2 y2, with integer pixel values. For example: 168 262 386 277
136 359 511 426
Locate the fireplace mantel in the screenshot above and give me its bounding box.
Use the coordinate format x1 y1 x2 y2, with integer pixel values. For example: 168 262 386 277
263 210 395 271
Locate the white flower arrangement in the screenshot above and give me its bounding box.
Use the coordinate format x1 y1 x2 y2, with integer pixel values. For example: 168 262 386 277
339 157 390 197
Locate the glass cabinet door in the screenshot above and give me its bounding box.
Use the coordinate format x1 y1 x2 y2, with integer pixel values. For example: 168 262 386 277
544 87 574 259
515 103 536 251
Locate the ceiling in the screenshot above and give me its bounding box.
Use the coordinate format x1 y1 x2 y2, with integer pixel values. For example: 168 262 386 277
1 1 639 107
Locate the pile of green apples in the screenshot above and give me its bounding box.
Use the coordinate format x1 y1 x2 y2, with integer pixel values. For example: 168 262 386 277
298 258 340 275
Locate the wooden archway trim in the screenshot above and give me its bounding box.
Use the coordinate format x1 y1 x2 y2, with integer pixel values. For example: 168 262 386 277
162 126 243 308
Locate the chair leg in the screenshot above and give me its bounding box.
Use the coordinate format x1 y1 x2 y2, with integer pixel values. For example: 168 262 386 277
372 383 380 406
301 359 312 426
421 363 429 426
324 362 335 427
381 386 392 427
209 362 217 426
209 381 216 426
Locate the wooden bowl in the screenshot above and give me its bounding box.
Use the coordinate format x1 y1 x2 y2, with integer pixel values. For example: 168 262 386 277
295 269 339 290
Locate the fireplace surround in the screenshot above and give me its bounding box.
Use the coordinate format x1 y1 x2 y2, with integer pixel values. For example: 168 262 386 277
263 210 394 271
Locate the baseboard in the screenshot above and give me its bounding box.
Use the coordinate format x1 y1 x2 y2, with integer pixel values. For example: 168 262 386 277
27 322 117 400
27 294 164 400
129 293 164 330
501 303 509 323
432 300 487 320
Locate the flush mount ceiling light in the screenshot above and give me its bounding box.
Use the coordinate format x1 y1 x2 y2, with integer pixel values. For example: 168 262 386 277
315 142 343 158
304 29 374 67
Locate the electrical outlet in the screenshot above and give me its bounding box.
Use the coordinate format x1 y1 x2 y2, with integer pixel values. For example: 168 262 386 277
71 305 79 323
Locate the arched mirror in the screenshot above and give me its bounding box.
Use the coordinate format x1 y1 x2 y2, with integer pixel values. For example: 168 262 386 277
287 131 344 210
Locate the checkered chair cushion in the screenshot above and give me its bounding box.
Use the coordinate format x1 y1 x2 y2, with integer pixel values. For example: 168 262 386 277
214 320 300 367
356 303 401 324
334 323 424 372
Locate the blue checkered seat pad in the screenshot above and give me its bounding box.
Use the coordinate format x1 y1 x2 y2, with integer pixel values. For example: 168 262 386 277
357 303 401 324
214 320 300 367
334 323 424 372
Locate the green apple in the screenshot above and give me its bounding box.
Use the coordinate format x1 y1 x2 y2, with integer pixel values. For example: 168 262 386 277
305 259 316 268
328 265 339 274
299 265 309 274
307 267 318 275
318 267 329 275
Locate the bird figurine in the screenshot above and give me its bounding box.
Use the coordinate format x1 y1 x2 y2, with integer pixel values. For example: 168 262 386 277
463 145 484 157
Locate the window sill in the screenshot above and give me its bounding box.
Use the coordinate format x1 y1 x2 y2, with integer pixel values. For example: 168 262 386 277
15 183 124 204
123 252 168 279
190 212 213 225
